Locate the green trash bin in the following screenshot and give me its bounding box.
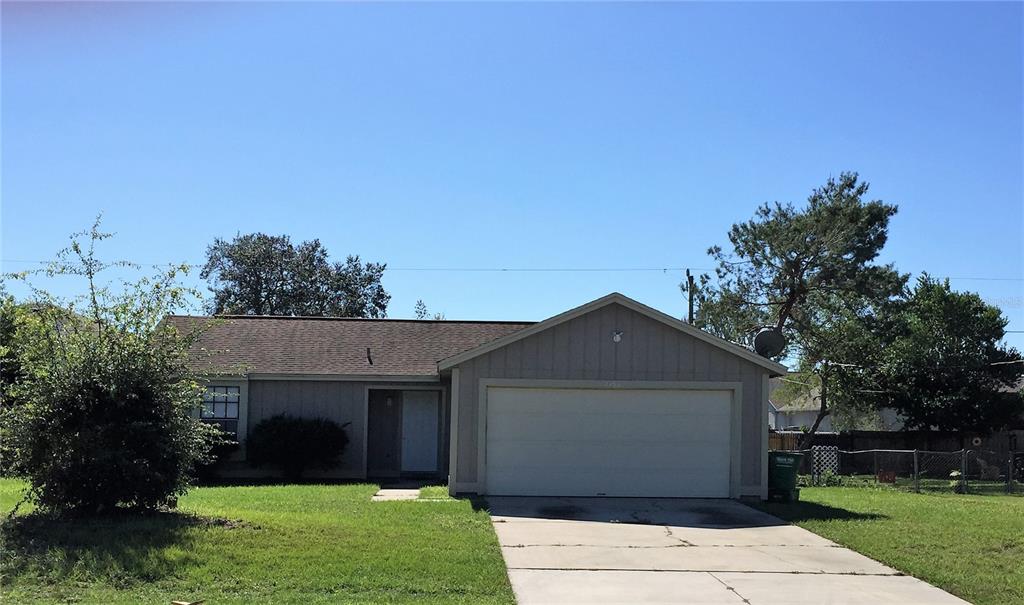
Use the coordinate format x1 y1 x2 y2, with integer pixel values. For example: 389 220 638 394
768 451 804 502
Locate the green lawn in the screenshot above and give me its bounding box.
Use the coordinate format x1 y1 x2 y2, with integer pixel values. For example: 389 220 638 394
0 479 513 604
757 487 1024 605
418 486 453 501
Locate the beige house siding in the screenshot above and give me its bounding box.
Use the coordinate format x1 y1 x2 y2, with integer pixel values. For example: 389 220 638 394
450 302 770 494
242 378 449 478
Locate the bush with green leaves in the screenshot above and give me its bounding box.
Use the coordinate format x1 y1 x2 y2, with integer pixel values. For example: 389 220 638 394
247 415 349 479
193 438 241 483
0 221 220 515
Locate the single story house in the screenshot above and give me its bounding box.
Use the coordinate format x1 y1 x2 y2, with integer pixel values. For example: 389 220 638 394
770 382 835 432
767 399 781 431
768 376 906 432
170 292 787 499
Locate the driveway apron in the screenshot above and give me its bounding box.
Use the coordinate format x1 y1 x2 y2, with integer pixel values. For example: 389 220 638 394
487 497 969 604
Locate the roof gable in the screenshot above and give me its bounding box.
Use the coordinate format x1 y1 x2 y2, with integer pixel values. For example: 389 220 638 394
437 292 788 375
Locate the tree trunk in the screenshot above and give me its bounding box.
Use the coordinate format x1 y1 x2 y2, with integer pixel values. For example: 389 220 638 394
798 369 830 450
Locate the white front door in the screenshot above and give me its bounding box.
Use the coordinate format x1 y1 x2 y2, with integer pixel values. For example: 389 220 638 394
401 390 440 472
485 387 734 497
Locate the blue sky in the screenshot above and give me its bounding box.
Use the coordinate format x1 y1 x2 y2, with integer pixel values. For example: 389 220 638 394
2 2 1022 347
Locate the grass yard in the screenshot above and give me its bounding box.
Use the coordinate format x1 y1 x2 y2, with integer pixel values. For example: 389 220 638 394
757 487 1024 605
0 479 514 604
418 486 453 500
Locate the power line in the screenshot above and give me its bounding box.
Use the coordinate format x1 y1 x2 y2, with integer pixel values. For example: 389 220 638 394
0 258 705 272
945 276 1024 282
389 266 709 273
2 258 1022 281
829 359 1024 371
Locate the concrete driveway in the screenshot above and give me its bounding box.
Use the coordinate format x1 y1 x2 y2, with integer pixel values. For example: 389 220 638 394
487 497 969 604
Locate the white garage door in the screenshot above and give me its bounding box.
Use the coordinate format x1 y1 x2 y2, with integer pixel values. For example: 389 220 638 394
485 387 734 497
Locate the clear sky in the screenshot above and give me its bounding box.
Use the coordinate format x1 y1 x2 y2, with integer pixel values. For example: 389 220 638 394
2 2 1022 348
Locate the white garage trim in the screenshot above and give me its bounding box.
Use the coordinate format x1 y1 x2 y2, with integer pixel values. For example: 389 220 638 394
447 367 461 496
761 373 770 500
475 378 744 498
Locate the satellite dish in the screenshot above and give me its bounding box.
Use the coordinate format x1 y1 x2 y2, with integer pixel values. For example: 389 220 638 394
753 327 786 358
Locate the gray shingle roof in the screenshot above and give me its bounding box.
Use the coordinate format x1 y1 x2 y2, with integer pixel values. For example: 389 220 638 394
165 315 534 377
768 376 821 412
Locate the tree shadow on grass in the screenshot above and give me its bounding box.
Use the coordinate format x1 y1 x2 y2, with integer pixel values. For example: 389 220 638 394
754 500 889 523
1 510 254 588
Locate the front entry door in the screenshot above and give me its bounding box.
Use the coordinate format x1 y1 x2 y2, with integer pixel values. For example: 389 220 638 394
367 390 402 476
400 391 440 473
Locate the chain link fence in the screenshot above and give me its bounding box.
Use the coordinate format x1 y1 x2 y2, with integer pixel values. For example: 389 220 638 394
777 447 1023 495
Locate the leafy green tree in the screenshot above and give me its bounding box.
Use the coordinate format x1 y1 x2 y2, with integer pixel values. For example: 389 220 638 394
0 293 69 400
413 299 445 320
687 173 906 441
0 292 26 473
865 276 1024 432
0 221 220 515
414 299 429 319
201 233 390 317
0 289 23 397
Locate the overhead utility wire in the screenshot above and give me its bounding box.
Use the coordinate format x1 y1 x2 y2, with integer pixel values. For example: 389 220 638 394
783 360 1024 373
0 259 709 272
388 266 713 272
2 258 1022 281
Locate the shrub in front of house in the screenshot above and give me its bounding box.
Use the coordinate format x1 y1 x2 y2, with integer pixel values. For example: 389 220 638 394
193 434 241 483
246 415 349 479
0 225 221 516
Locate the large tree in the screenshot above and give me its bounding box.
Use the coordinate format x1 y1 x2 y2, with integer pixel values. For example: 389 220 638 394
0 288 23 396
688 172 907 441
201 233 390 317
865 276 1024 432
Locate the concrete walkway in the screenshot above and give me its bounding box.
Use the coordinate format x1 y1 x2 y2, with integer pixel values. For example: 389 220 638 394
371 480 433 502
370 488 420 501
487 497 969 604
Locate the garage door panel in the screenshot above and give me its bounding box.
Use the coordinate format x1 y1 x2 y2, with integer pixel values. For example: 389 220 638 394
488 389 729 416
487 412 727 443
487 390 730 443
485 387 733 498
491 388 727 407
486 468 729 497
487 442 729 471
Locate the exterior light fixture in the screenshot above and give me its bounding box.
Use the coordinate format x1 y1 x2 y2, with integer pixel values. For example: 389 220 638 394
612 330 623 343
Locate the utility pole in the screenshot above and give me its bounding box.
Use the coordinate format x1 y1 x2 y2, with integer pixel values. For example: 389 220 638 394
686 269 696 323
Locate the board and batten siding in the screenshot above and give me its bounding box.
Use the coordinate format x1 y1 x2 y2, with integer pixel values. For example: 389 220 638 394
451 302 770 495
247 379 449 478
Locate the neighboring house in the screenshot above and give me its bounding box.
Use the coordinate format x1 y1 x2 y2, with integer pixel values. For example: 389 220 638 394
768 379 835 431
772 399 836 432
768 375 905 432
766 399 781 431
171 292 787 500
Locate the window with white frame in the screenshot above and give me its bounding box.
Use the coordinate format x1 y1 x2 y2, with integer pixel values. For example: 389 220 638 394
202 386 240 438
